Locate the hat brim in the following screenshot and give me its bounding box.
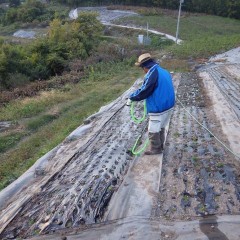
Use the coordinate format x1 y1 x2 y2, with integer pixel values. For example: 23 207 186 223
135 62 141 67
135 57 151 67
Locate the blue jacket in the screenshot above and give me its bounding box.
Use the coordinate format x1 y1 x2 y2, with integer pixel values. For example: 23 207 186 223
130 64 175 113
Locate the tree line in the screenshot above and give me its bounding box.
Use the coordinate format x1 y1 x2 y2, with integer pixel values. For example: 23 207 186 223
53 0 240 19
0 0 67 25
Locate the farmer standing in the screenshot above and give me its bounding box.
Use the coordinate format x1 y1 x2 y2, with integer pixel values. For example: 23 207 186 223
128 53 175 155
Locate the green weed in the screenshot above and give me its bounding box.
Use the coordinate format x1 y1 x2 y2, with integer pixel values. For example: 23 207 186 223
173 132 180 138
191 156 199 165
183 195 189 201
26 114 58 131
217 162 224 168
0 132 25 153
199 205 207 213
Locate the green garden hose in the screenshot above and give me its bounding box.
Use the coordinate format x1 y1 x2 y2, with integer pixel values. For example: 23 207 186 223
130 100 147 124
130 101 149 155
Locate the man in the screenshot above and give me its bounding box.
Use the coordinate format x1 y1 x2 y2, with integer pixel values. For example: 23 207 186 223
129 53 175 155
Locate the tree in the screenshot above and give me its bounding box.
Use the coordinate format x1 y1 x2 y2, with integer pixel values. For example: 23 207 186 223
46 53 66 75
75 12 103 55
227 0 240 19
9 0 20 7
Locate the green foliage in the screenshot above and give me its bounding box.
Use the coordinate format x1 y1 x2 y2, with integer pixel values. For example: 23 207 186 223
0 43 30 88
1 0 69 26
6 73 30 88
26 114 58 131
2 0 46 24
117 14 240 59
183 0 240 19
0 12 103 89
0 7 5 18
47 53 65 75
0 132 24 153
149 34 173 48
86 56 136 81
54 0 240 19
75 11 103 55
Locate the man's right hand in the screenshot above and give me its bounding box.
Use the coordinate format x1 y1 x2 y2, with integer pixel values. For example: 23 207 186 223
126 99 132 106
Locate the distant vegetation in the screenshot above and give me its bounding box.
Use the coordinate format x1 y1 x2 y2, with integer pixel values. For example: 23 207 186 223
0 1 170 92
0 0 67 25
0 11 103 89
54 0 240 19
113 7 240 59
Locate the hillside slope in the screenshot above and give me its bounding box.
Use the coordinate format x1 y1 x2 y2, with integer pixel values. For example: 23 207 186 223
0 47 240 239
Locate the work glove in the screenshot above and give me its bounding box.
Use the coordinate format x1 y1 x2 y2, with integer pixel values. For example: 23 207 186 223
126 98 132 106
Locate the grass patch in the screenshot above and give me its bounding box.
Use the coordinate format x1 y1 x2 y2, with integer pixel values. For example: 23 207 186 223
0 59 138 121
114 14 240 58
191 156 199 166
217 162 224 168
0 88 86 121
0 132 25 153
183 194 189 201
161 58 190 72
26 114 58 131
170 34 240 58
173 132 180 138
103 25 174 55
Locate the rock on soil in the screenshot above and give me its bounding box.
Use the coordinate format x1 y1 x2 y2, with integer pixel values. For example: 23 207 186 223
13 30 36 39
0 121 12 132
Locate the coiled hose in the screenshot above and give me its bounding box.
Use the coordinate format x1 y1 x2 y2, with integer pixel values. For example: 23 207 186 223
130 101 149 155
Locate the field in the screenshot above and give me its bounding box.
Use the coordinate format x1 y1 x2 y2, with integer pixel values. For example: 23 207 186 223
0 5 239 196
113 9 240 58
0 6 240 240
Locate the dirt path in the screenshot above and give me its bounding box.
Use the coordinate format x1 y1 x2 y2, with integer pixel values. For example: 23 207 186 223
199 47 240 156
